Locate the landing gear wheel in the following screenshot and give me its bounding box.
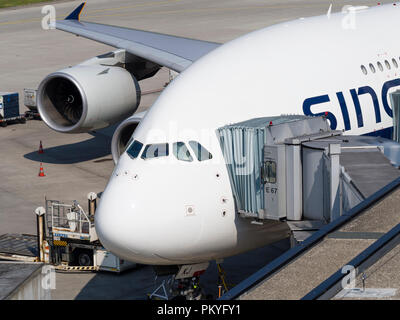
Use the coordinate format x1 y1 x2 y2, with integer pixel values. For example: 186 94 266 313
0 121 7 127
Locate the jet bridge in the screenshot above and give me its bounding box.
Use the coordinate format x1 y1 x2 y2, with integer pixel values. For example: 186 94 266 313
221 177 400 300
217 115 400 241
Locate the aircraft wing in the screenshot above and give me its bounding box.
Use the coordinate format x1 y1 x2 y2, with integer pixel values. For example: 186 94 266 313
54 3 220 72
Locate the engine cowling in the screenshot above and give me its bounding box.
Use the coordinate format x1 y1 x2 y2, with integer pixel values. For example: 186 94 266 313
111 113 144 164
37 65 141 133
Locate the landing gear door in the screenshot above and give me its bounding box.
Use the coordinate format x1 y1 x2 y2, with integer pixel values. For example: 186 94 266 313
263 145 286 220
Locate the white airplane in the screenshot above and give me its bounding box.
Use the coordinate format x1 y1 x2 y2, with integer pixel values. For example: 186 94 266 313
38 3 400 266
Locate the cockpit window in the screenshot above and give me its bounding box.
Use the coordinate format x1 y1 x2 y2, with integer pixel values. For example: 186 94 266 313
173 142 193 162
126 140 143 159
141 143 169 159
188 141 213 161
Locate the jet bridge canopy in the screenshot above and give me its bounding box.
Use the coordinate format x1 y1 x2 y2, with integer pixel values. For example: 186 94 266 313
217 115 400 226
216 115 334 220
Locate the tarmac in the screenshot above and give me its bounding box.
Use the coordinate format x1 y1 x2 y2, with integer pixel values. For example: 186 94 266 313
0 0 397 299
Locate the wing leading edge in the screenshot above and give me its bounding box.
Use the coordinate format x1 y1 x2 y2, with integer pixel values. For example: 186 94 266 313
55 2 220 72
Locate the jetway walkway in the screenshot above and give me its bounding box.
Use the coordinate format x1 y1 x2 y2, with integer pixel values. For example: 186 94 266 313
220 177 400 300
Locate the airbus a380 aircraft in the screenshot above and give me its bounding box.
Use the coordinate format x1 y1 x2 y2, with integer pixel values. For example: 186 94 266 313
38 3 400 266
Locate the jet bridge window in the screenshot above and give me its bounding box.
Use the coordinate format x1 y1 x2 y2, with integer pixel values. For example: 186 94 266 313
126 140 143 159
188 141 213 161
141 143 169 159
173 142 193 162
262 160 277 184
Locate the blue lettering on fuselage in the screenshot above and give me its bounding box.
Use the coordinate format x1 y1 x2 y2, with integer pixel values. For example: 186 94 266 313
303 78 399 131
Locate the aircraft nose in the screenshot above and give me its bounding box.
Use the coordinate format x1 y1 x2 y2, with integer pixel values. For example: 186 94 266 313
94 170 175 265
95 159 207 265
95 178 147 262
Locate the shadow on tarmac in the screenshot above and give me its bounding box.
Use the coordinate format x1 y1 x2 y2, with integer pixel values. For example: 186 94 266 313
72 238 290 300
24 135 112 164
24 123 118 164
23 123 120 164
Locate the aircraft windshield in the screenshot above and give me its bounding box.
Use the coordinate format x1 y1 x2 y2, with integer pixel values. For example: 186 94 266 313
126 140 143 159
188 141 213 161
141 143 169 159
173 142 193 162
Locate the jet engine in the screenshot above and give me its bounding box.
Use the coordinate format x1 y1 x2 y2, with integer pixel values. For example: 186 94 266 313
37 49 161 134
111 113 144 164
37 65 141 133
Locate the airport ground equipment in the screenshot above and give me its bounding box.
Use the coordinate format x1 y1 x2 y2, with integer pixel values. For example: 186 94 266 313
0 195 134 273
0 92 26 127
23 88 37 111
23 88 41 120
217 115 400 243
44 198 135 273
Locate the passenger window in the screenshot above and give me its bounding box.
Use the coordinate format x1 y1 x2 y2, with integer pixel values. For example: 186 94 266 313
360 65 367 75
377 61 383 71
385 60 391 70
173 142 193 162
369 63 376 73
188 141 213 161
393 58 398 68
141 143 169 159
126 140 143 159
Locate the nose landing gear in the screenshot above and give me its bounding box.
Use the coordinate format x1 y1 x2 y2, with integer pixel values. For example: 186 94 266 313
148 275 205 300
147 262 235 300
148 262 209 300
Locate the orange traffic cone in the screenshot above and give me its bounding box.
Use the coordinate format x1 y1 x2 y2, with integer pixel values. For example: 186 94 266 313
38 163 46 177
38 141 44 154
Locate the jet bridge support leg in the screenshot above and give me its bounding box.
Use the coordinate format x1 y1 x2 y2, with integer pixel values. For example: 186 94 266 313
217 263 232 298
326 143 342 222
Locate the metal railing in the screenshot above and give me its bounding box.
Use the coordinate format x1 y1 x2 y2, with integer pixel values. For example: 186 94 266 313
46 200 91 237
302 222 400 300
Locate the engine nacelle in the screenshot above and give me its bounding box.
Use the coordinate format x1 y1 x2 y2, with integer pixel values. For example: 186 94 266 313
111 113 144 164
37 65 141 133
